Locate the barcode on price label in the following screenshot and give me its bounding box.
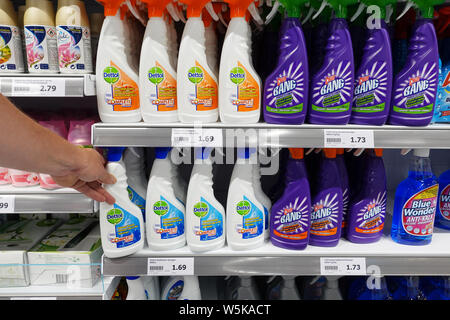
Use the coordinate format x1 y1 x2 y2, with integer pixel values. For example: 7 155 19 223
320 257 367 275
147 258 194 276
0 195 15 213
324 130 374 148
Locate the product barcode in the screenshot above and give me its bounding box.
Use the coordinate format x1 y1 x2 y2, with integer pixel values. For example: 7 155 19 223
324 266 339 271
56 274 68 284
326 138 342 143
148 266 164 271
174 137 190 142
13 86 30 92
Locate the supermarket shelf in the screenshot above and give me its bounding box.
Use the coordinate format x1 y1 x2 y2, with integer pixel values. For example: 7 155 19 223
0 276 118 300
102 228 450 277
0 73 96 97
0 185 97 214
92 122 450 149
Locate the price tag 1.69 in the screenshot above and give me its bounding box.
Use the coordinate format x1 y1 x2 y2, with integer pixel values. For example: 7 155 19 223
147 258 194 276
320 257 367 276
0 195 15 213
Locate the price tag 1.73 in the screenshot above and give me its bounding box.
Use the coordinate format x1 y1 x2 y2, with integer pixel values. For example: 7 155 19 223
147 258 194 276
324 130 374 149
0 195 15 213
320 257 367 276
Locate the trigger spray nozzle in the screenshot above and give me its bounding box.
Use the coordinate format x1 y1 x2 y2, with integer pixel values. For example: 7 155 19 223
312 0 329 20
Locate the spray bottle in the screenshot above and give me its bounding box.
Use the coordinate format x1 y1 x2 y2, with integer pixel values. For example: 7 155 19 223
435 167 450 230
266 276 301 300
308 0 357 124
123 147 147 220
139 0 179 123
349 0 394 125
263 0 310 124
177 0 219 123
96 0 141 123
253 157 271 240
388 0 444 126
219 0 263 124
336 148 349 236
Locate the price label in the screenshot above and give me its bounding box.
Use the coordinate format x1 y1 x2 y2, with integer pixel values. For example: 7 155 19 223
324 130 374 148
10 297 57 300
0 195 15 213
11 78 65 97
172 128 223 147
320 257 367 275
147 257 194 276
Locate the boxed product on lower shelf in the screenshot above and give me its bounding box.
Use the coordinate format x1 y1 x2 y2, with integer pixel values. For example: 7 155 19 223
27 217 102 288
0 218 63 287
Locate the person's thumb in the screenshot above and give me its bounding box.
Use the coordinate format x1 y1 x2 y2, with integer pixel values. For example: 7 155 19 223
98 170 117 185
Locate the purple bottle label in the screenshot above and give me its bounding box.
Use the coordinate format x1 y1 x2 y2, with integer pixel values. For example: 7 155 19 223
342 187 349 229
439 184 450 221
272 195 310 241
310 189 342 237
351 191 386 235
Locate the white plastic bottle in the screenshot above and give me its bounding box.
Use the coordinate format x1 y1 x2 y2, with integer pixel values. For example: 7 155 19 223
225 276 260 300
139 0 179 123
266 276 301 300
96 0 141 123
142 276 160 300
123 147 147 219
186 147 225 252
161 276 201 300
0 0 24 73
219 0 262 123
203 8 218 77
126 276 147 300
179 276 202 300
24 0 59 73
56 0 93 73
323 276 343 300
100 147 145 258
171 148 187 205
146 147 186 251
227 148 265 251
177 0 219 123
253 160 271 239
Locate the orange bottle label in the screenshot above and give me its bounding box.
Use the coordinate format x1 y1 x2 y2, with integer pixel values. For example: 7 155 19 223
147 61 177 112
103 61 140 112
229 61 260 112
187 61 218 111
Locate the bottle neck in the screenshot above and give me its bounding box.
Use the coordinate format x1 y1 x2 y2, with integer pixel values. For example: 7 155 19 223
409 156 433 180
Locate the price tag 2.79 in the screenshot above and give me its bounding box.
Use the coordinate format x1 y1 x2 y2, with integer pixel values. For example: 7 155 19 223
11 78 65 97
147 258 194 276
0 195 15 213
320 257 367 275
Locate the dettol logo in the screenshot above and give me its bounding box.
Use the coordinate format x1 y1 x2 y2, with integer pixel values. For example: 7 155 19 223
153 200 169 216
193 202 209 218
107 208 123 225
236 200 251 216
188 67 204 84
148 66 164 85
230 67 245 85
103 66 120 84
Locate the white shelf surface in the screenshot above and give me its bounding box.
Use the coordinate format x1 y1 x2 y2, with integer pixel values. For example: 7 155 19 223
102 227 450 276
0 185 97 213
92 122 450 149
0 73 96 97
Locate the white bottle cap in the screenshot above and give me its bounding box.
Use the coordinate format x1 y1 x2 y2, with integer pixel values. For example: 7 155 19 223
413 149 430 158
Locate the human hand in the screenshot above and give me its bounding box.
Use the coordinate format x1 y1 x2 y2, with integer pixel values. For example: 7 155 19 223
51 148 116 204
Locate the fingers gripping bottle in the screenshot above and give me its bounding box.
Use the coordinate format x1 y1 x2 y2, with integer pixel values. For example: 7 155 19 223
263 0 310 124
391 149 439 245
100 147 145 258
96 0 141 123
388 0 443 126
227 148 266 251
146 147 186 251
186 147 225 252
177 0 220 123
139 0 179 123
308 0 357 124
350 0 394 125
219 0 262 124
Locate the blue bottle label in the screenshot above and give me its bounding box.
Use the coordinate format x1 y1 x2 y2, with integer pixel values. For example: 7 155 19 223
193 197 223 241
152 196 184 239
127 186 146 218
165 280 184 300
438 184 450 221
106 204 141 248
235 196 264 239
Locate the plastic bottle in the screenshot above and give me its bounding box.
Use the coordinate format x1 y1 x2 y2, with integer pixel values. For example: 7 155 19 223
89 12 103 67
100 147 145 258
126 276 147 300
266 276 301 300
123 147 147 220
218 0 262 124
203 5 219 77
177 0 219 123
349 0 394 125
170 148 187 206
347 149 387 243
161 276 201 300
263 0 309 124
253 158 271 239
323 276 343 300
24 0 59 73
96 0 141 123
309 148 343 247
336 148 349 235
227 148 265 251
67 119 95 147
142 276 160 300
139 0 179 123
146 147 186 251
308 0 357 124
8 169 39 187
388 0 443 126
270 148 311 250
434 169 450 230
186 147 225 252
56 0 93 73
391 149 439 245
178 276 202 300
0 167 11 185
0 0 24 73
225 276 260 300
355 276 391 300
389 276 427 300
